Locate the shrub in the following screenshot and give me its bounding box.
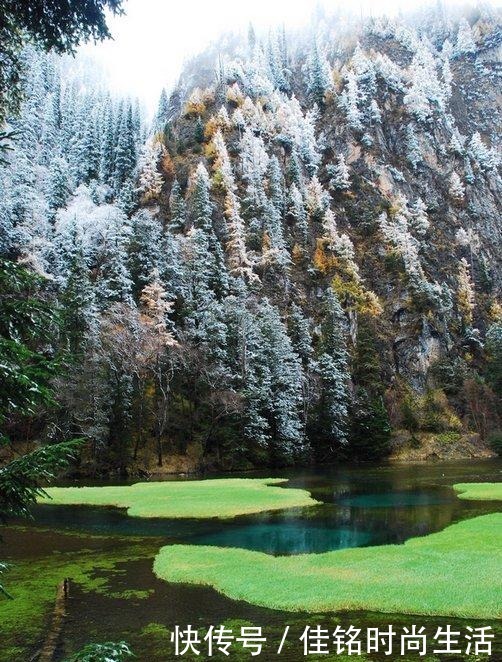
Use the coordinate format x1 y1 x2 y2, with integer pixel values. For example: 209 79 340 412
488 431 502 456
435 431 462 444
400 388 462 433
420 390 462 432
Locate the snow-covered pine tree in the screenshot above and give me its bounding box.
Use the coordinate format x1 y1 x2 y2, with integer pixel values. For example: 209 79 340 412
456 19 476 56
128 209 162 299
328 154 351 191
316 289 350 448
288 183 308 246
46 156 70 218
114 102 137 192
258 299 305 460
168 179 186 232
405 123 422 169
306 37 332 106
137 139 164 201
410 197 430 236
339 69 363 131
449 171 465 201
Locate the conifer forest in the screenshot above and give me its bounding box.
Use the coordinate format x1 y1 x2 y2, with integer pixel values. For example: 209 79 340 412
3 4 502 474
0 1 501 660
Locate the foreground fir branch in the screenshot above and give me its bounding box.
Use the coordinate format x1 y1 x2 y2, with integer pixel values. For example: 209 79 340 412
0 438 83 521
65 641 134 662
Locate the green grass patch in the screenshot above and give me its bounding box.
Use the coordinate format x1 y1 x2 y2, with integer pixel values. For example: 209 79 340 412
39 478 319 519
153 513 502 618
453 482 502 501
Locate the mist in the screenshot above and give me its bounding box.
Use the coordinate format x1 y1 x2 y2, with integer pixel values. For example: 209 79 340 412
80 0 500 114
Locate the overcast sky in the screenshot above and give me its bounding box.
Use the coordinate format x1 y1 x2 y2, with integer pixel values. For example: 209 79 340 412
79 0 497 115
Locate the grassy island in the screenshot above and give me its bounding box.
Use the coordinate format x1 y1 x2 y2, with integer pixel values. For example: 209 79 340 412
153 512 502 617
39 478 319 519
453 482 502 501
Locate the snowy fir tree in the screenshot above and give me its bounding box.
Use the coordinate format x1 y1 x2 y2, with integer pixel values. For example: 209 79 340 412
137 139 164 201
449 171 465 201
327 154 351 191
168 179 186 232
456 19 476 56
316 290 350 449
306 38 332 106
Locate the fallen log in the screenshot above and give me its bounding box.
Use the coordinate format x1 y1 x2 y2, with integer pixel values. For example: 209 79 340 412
34 578 70 662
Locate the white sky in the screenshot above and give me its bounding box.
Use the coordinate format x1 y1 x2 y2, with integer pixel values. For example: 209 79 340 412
79 0 497 115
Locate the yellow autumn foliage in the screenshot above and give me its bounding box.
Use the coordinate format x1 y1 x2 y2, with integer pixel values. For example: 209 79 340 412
292 243 304 264
332 275 383 317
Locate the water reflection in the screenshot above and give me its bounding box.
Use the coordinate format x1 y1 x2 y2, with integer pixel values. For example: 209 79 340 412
337 489 451 508
188 522 374 554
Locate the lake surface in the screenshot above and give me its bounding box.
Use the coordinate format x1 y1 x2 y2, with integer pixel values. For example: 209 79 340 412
1 458 501 660
30 458 502 554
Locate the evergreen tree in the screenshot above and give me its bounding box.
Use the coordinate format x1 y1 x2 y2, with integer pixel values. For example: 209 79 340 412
267 29 289 93
137 139 163 201
100 98 116 184
339 70 363 131
287 148 304 188
315 290 350 453
267 155 285 215
258 299 305 461
80 108 100 182
95 216 133 308
46 155 71 218
160 231 185 302
190 163 213 232
370 99 382 124
469 132 497 171
59 226 97 353
350 318 391 460
288 184 308 245
114 102 136 192
240 128 269 214
410 197 430 236
262 200 290 272
128 210 162 299
117 178 137 215
306 38 332 106
405 123 422 169
456 19 476 56
328 154 351 191
168 179 186 232
153 88 169 133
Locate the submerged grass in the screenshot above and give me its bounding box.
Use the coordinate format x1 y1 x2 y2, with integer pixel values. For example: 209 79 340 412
153 513 502 618
0 528 159 662
39 478 319 519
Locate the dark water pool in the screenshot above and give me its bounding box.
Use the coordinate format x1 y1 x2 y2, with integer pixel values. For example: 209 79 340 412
1 458 501 661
